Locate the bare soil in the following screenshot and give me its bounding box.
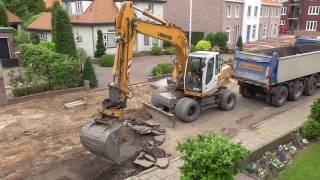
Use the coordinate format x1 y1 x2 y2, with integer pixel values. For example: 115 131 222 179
0 84 153 180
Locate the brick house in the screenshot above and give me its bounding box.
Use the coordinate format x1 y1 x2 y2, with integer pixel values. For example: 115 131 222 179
164 0 244 45
281 0 320 35
259 0 281 39
28 0 166 57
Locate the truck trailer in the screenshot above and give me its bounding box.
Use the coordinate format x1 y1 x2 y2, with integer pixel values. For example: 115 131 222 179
233 38 320 107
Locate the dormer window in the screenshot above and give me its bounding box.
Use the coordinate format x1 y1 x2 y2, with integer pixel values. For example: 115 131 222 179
75 1 83 15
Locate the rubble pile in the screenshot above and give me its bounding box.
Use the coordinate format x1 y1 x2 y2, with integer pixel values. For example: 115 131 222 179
123 118 170 169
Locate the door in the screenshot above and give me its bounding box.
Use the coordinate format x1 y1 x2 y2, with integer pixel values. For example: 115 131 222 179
246 25 251 42
0 38 10 59
235 25 240 44
203 57 218 94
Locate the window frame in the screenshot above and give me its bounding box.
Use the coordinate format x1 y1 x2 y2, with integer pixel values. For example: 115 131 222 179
306 21 318 31
227 5 232 18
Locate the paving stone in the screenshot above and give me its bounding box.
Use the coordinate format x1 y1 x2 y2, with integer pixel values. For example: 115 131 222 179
144 154 156 162
154 135 165 145
131 125 152 134
155 158 169 169
144 120 161 127
150 147 166 158
133 159 154 168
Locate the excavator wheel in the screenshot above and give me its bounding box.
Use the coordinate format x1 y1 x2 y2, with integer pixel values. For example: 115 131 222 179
175 97 200 123
80 119 123 164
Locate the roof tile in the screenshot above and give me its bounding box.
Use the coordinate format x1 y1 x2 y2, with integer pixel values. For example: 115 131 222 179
6 10 22 24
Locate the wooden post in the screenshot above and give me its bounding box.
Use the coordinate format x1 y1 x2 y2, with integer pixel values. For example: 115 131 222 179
0 62 8 105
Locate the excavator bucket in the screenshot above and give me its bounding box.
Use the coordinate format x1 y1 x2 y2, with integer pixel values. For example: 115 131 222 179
80 119 123 164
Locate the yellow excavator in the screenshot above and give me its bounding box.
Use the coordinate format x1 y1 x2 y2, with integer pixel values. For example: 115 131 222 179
80 1 236 163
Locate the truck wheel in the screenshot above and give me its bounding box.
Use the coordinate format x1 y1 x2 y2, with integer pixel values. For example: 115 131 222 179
288 81 304 101
265 94 272 105
272 86 288 107
151 87 167 108
304 77 317 96
242 86 256 98
175 97 200 123
219 89 237 111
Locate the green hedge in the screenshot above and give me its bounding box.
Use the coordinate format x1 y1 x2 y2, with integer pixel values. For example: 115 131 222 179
165 47 175 55
100 54 114 67
300 118 320 140
177 133 249 180
83 57 98 88
151 61 174 76
151 45 162 55
18 44 80 91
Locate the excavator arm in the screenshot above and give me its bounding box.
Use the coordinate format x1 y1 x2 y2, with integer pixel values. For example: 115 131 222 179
80 1 189 164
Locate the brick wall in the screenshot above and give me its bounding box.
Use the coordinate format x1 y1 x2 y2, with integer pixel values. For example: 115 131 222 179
224 1 244 44
0 77 7 105
300 0 320 31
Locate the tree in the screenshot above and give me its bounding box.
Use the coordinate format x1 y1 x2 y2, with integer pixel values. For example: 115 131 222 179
83 57 98 88
52 4 77 58
3 0 45 20
94 30 106 58
0 0 9 27
236 36 244 51
206 32 229 52
51 1 60 44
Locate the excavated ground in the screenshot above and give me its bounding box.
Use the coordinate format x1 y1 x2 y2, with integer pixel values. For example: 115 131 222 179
0 84 153 180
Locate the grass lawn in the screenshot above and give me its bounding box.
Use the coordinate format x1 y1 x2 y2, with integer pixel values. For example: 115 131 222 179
278 143 320 180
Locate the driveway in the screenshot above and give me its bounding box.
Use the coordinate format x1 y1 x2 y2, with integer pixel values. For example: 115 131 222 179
94 55 172 89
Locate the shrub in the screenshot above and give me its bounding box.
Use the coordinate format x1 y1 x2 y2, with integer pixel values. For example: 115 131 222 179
151 45 162 55
151 61 174 76
83 57 98 88
196 40 211 51
100 54 114 67
300 118 320 140
30 32 40 45
310 97 320 122
177 133 249 180
37 42 55 50
19 44 81 90
190 45 199 52
236 36 244 51
163 41 172 48
206 32 229 52
94 30 106 58
165 47 175 55
14 30 31 45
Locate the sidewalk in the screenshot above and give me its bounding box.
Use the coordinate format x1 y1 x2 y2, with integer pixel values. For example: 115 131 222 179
127 99 311 180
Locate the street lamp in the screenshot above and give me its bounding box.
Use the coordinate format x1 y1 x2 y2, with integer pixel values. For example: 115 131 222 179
189 0 193 47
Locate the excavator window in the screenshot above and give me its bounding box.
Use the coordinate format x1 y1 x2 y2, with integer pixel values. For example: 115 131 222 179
206 58 214 84
185 56 204 92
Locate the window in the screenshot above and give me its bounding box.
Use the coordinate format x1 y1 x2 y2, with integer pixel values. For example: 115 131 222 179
38 32 47 41
306 21 317 31
75 31 82 42
235 25 240 42
235 6 240 18
152 38 158 45
148 3 154 13
64 2 72 14
263 24 267 37
308 6 320 15
252 25 256 39
226 26 231 43
247 6 252 17
206 57 214 84
265 7 269 17
144 35 149 45
281 7 287 15
280 20 285 25
254 6 258 17
227 5 232 18
103 31 116 48
273 24 278 36
75 1 83 15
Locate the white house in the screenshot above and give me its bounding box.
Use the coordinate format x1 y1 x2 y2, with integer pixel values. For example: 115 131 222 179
242 0 262 43
27 0 166 57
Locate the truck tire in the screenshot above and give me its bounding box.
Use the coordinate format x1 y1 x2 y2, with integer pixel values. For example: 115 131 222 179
265 94 272 105
175 97 200 123
272 86 288 107
219 89 237 111
242 85 256 98
304 77 317 96
288 81 304 101
151 87 167 108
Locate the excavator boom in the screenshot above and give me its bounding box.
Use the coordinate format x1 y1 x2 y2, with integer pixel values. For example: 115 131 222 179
80 1 189 163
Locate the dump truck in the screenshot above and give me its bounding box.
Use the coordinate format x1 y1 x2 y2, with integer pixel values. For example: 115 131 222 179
233 37 320 107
